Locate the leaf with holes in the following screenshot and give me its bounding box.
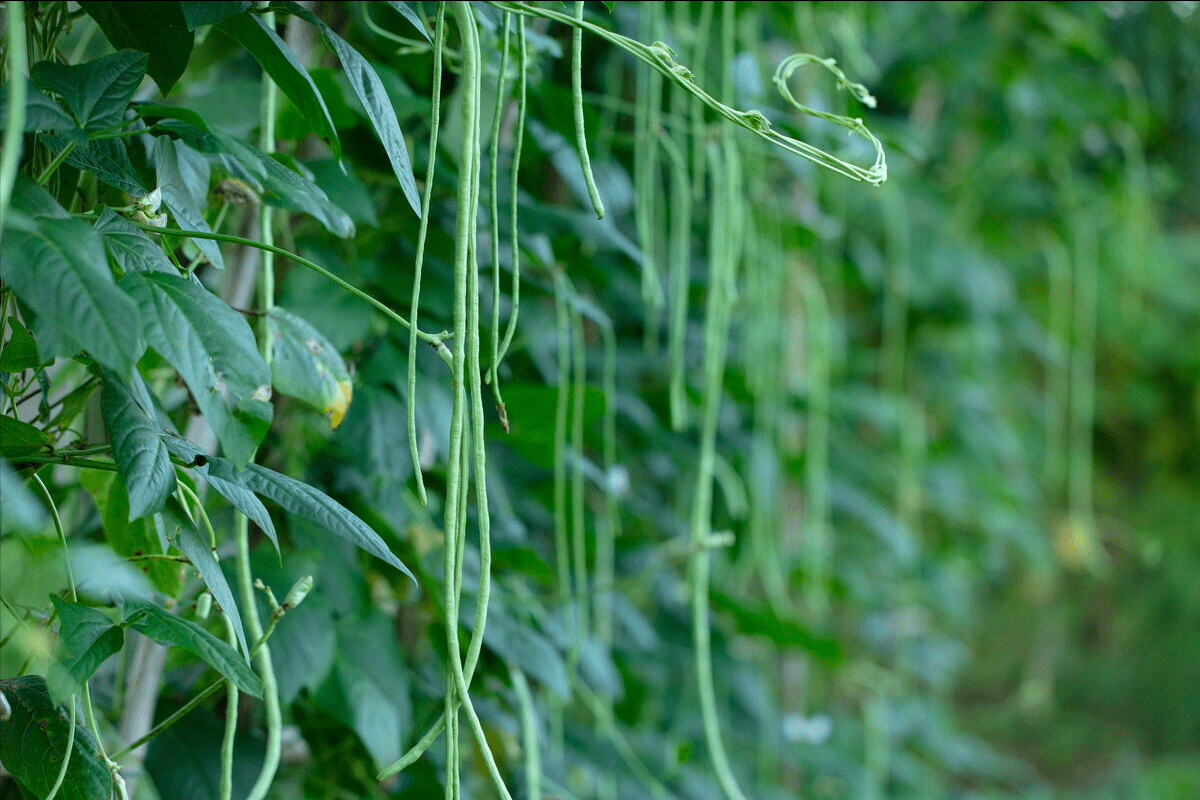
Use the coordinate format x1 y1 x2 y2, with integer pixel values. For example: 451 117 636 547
0 675 111 800
121 271 271 467
268 306 352 427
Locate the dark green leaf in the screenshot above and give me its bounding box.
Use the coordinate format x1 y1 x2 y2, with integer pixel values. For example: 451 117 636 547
158 499 251 660
268 306 352 425
382 0 430 42
123 598 261 697
708 589 842 663
144 708 264 799
0 213 144 379
0 79 81 135
217 11 341 158
275 1 420 215
8 174 70 218
93 207 176 274
476 607 569 699
270 592 336 704
78 2 194 95
193 455 280 554
0 315 43 371
0 675 111 800
181 0 251 30
52 133 148 195
30 49 148 132
154 136 224 269
99 368 176 519
46 597 124 705
240 463 415 582
121 271 271 467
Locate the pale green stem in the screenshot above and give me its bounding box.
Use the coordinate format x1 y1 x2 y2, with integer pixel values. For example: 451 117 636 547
509 662 542 800
219 611 239 800
552 272 574 638
0 1 27 233
569 295 589 645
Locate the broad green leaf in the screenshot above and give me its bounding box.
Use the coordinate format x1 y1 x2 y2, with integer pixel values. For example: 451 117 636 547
144 711 264 799
193 455 280 554
0 675 111 800
8 175 70 218
0 214 144 379
78 1 194 95
181 0 251 29
46 596 124 705
80 470 182 596
382 0 430 42
240 463 414 582
154 136 224 269
30 49 148 132
334 386 412 490
53 133 148 195
158 499 251 659
121 271 271 467
276 1 421 216
0 79 82 136
151 117 353 236
93 207 176 273
217 11 341 159
0 315 43 371
0 416 51 458
268 306 352 426
99 368 176 519
123 598 261 696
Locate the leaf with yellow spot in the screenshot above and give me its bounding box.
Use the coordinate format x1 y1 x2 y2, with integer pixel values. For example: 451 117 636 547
268 306 353 427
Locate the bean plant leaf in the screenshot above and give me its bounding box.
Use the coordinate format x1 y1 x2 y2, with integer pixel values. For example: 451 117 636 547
240 463 415 582
181 0 251 30
51 133 149 195
46 596 124 705
0 316 42 371
123 598 261 696
0 79 82 136
275 0 421 216
194 455 280 554
217 10 341 159
268 305 352 427
382 0 430 42
121 271 272 467
99 368 176 519
78 2 194 95
0 416 51 457
93 207 176 273
0 676 111 800
158 499 252 660
151 116 353 236
154 136 224 269
30 49 147 132
0 457 46 532
0 213 144 380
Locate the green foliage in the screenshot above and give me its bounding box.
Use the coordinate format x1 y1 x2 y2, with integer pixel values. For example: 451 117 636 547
1 3 1197 800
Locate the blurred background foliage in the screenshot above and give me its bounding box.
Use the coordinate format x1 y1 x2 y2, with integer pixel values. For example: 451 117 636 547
3 2 1199 799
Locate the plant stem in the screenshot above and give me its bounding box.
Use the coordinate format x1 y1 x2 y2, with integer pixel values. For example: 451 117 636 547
0 0 27 232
